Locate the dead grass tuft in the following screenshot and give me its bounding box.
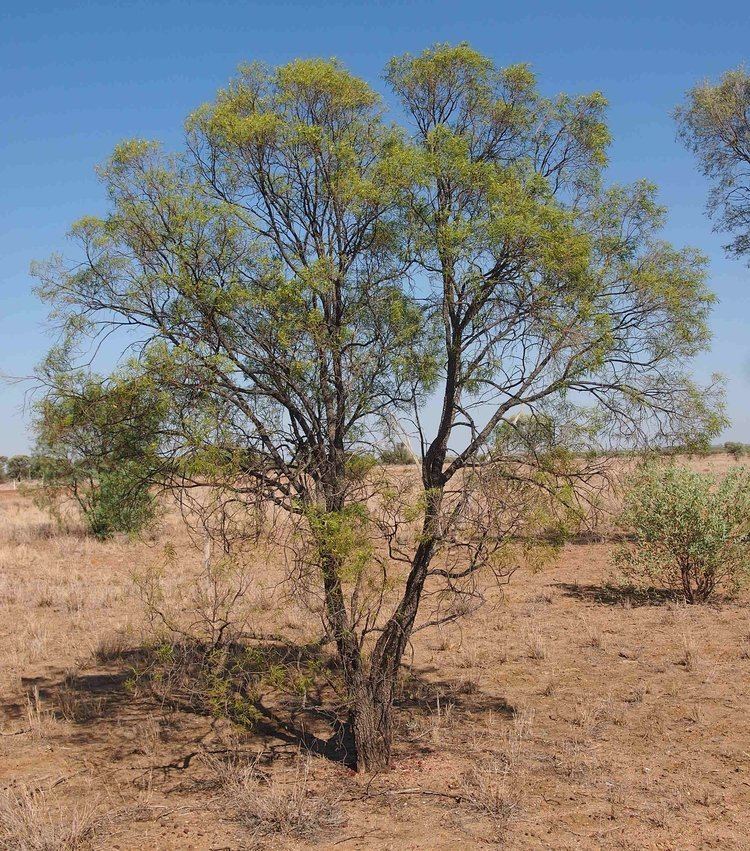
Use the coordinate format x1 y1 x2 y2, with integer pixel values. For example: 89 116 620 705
523 624 548 660
461 709 534 840
461 708 533 838
0 785 106 850
461 758 521 837
409 695 455 743
552 735 596 779
202 750 345 840
679 633 700 672
25 686 60 741
90 630 131 665
53 686 106 724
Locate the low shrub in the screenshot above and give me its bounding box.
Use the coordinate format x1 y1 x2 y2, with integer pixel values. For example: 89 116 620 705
84 463 157 540
378 443 415 465
614 464 750 603
724 441 747 460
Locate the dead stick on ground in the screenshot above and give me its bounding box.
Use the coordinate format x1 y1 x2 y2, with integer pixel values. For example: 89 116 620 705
365 787 463 801
332 828 380 845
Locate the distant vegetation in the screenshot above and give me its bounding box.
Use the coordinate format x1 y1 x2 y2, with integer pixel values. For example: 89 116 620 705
0 454 47 482
377 443 416 465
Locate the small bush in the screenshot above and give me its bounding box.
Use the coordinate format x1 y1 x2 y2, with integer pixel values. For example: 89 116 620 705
378 443 415 465
724 441 746 460
614 464 750 603
33 373 165 540
33 461 157 541
85 464 157 540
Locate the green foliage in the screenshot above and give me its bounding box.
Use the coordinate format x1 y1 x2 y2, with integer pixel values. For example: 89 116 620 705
84 462 158 539
378 443 416 465
33 372 166 539
614 464 750 603
344 451 377 482
724 441 747 460
676 67 750 262
384 43 721 462
306 503 373 582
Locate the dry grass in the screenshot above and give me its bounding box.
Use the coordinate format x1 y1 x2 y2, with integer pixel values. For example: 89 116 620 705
2 456 750 849
202 751 345 840
0 785 106 851
679 631 700 672
409 694 456 744
522 623 548 660
460 758 521 837
24 686 60 741
460 708 534 838
89 629 131 665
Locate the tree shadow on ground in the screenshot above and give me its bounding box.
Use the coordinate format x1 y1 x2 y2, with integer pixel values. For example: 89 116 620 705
554 581 677 607
9 640 516 771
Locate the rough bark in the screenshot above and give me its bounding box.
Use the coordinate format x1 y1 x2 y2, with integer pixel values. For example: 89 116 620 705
348 501 443 772
350 675 395 772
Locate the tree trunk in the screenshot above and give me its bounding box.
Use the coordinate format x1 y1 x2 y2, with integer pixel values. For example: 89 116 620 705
350 676 395 772
348 512 442 772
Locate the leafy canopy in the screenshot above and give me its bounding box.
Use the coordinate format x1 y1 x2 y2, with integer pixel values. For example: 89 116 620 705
676 66 750 262
30 44 725 769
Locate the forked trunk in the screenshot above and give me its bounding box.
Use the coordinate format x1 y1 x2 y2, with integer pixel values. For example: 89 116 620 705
348 533 440 771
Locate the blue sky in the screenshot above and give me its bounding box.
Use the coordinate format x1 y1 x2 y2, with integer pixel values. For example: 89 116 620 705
1 0 749 454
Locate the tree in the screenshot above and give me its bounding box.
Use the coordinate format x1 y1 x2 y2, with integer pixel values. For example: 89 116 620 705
6 455 32 481
676 67 750 263
33 44 722 771
33 371 166 538
724 440 746 460
614 464 750 603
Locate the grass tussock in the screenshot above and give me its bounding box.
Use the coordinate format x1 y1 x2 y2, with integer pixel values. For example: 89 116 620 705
460 708 534 838
202 751 345 840
0 785 106 851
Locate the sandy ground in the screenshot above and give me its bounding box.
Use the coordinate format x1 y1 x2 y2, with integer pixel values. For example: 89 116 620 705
2 455 750 849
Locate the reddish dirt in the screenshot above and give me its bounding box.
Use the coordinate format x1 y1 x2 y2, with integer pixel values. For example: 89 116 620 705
2 456 750 849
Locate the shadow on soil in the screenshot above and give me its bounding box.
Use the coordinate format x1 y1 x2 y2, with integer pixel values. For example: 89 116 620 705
554 581 677 607
9 640 516 771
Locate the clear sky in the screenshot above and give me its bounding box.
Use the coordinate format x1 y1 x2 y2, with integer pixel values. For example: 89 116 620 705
1 0 749 454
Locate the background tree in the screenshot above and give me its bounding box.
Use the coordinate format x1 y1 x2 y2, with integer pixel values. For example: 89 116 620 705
33 45 722 771
676 67 750 263
6 455 32 481
34 370 167 538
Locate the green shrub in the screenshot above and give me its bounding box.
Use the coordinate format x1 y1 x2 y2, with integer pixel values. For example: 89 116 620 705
614 464 750 603
724 441 746 460
33 459 157 540
33 372 166 540
85 463 157 539
378 443 415 465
